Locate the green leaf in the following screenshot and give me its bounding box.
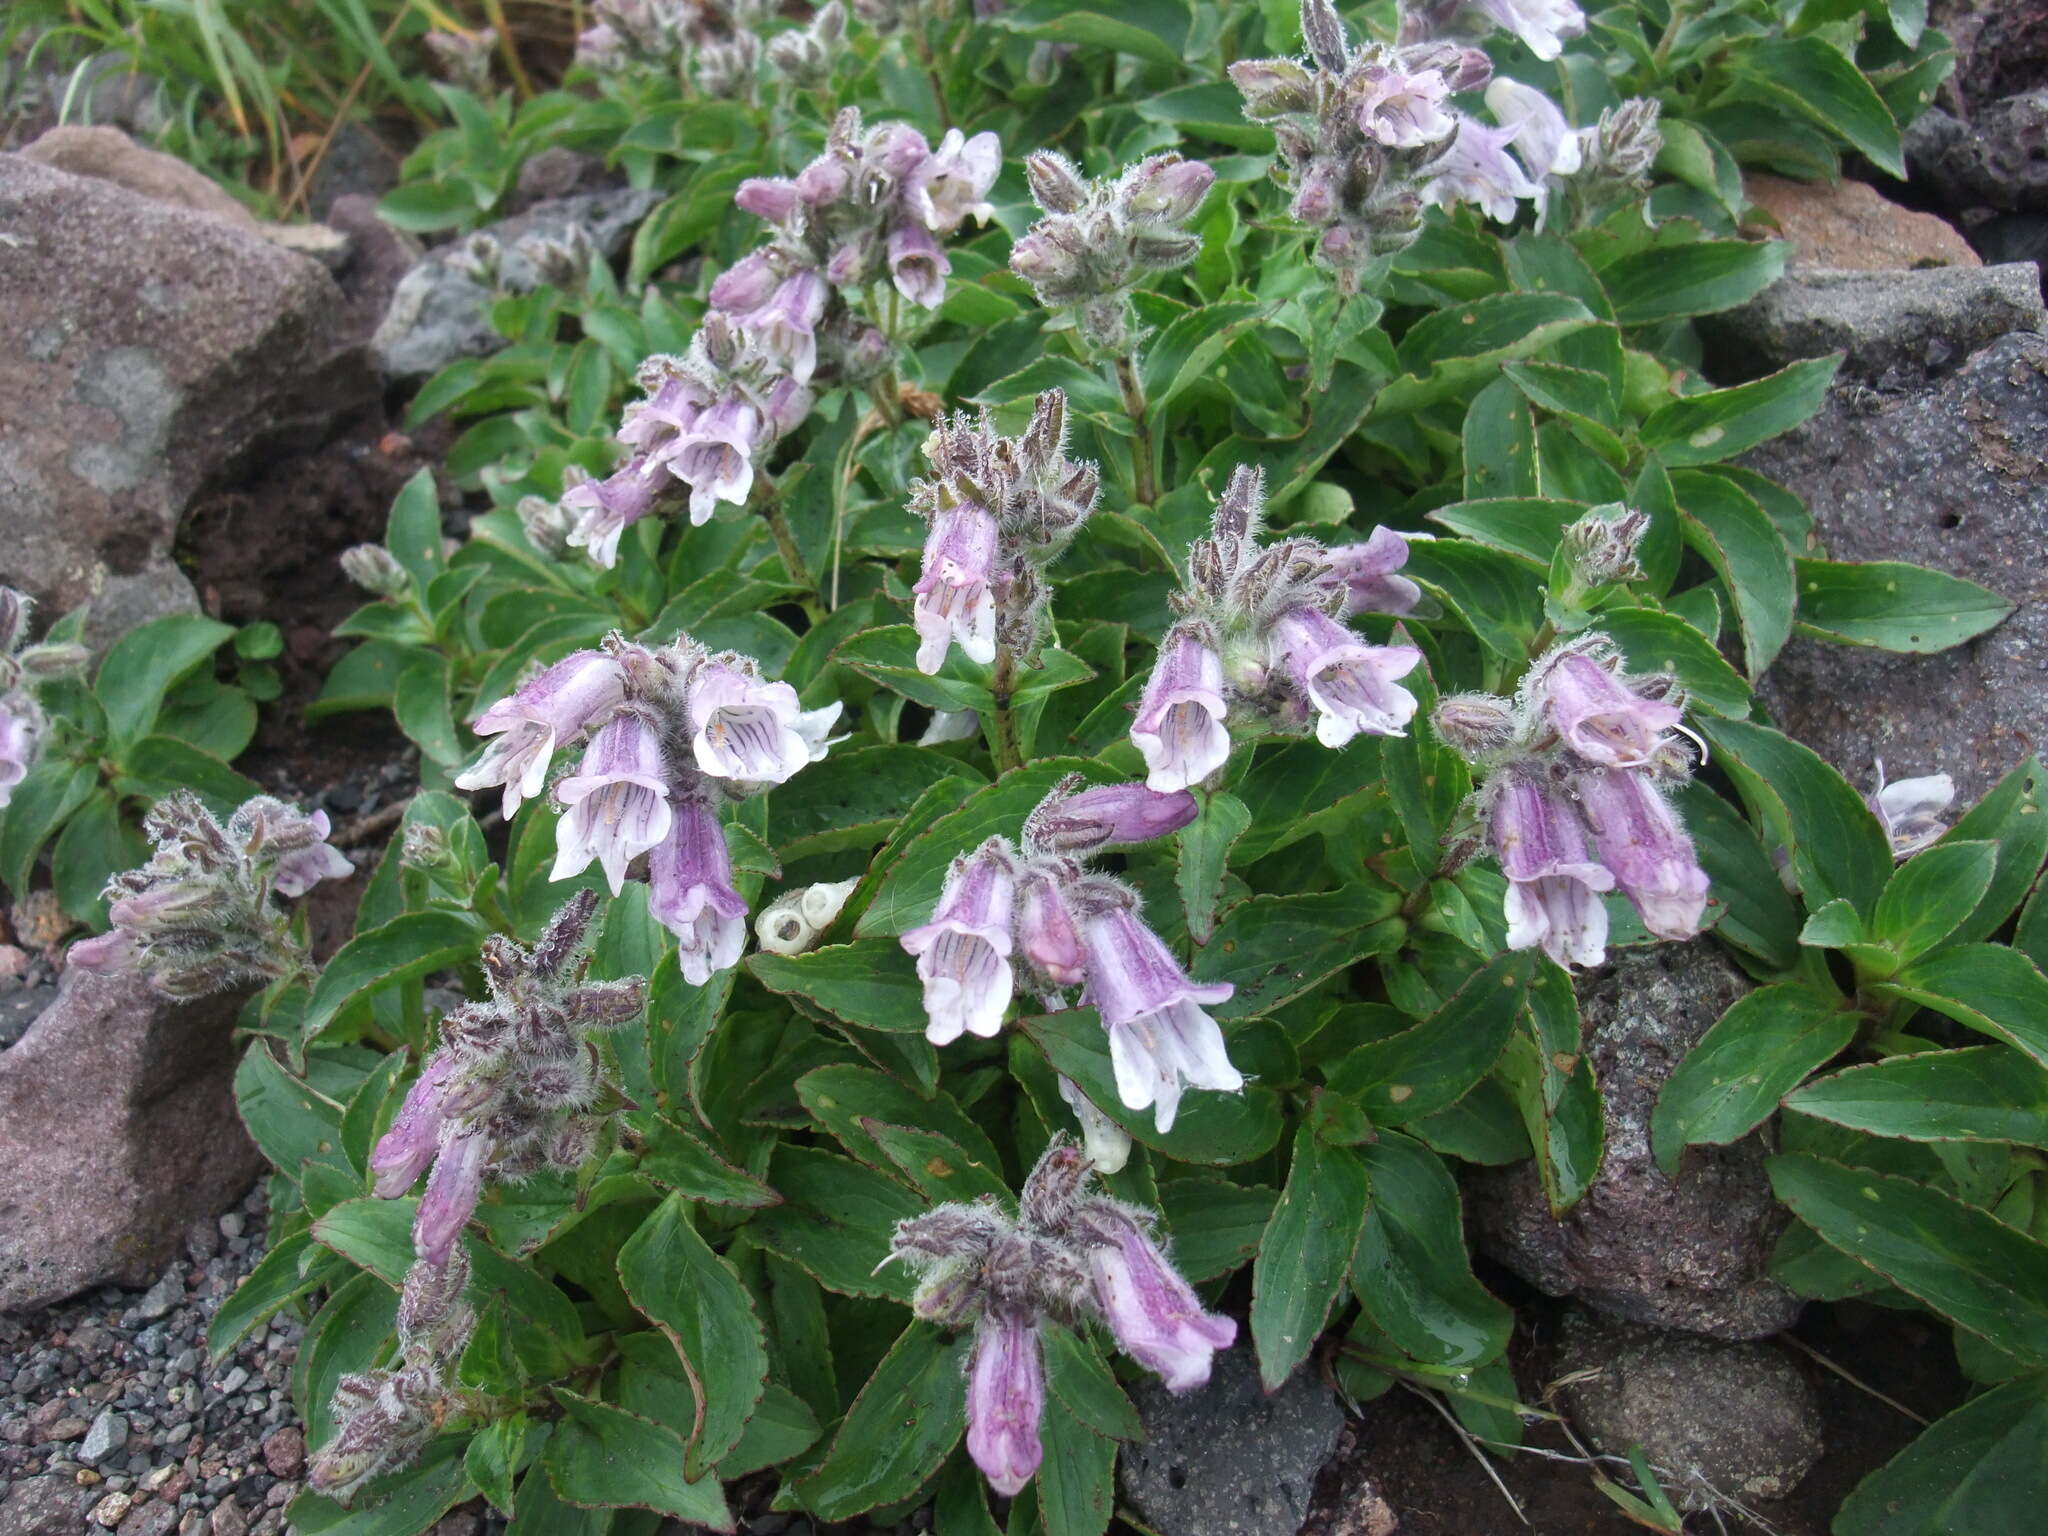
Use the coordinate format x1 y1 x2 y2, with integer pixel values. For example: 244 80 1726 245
235 1043 349 1185
385 468 448 594
51 789 142 925
1640 356 1839 467
968 355 1124 417
1251 1124 1370 1390
1875 841 1999 962
303 910 488 1043
1505 960 1605 1216
545 1391 733 1528
1177 790 1250 946
636 1114 780 1207
1037 1389 1117 1536
1673 469 1795 677
990 0 1192 67
1735 34 1908 177
796 1064 1005 1178
311 1196 416 1286
1650 984 1857 1175
1768 1154 2048 1361
746 940 926 1034
1793 558 2014 653
94 615 236 749
1325 952 1533 1125
1462 377 1541 500
1141 301 1269 410
1193 886 1403 1021
1156 1178 1278 1282
1594 606 1751 717
614 1192 769 1479
1834 1372 2048 1536
375 180 481 231
1019 1010 1285 1167
795 1322 971 1519
1942 758 2048 949
1372 295 1598 417
1879 944 2048 1072
465 1413 528 1515
1674 781 1802 970
1600 240 1789 325
1041 1323 1143 1442
770 745 987 860
1701 717 1893 920
748 1145 926 1301
0 759 99 894
1425 497 1587 568
209 1231 332 1362
1351 1133 1512 1368
116 734 261 811
288 1437 476 1536
395 655 464 768
1785 1047 2048 1146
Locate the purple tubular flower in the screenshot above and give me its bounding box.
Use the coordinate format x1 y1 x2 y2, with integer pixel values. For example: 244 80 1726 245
1268 607 1423 748
414 1128 492 1266
913 504 1000 674
688 662 816 785
1475 0 1587 61
616 375 707 459
649 796 748 984
272 810 353 898
735 176 803 223
966 1317 1044 1498
1324 527 1421 618
740 270 829 382
908 128 1002 233
1131 629 1231 793
369 1053 461 1197
1576 768 1709 941
1492 772 1614 969
900 842 1016 1045
1084 1207 1237 1390
65 929 137 975
1037 784 1200 852
0 700 38 808
1541 653 1681 768
888 221 951 309
562 454 666 568
1079 907 1240 1132
662 397 763 525
708 250 782 314
1422 117 1544 223
455 650 625 819
1356 66 1456 148
551 711 674 894
1016 868 1085 989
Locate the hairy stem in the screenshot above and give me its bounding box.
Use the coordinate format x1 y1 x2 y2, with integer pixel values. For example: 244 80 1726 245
989 646 1025 774
1115 353 1156 507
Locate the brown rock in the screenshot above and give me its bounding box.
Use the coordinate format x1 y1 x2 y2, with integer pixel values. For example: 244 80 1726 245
1748 332 2048 806
0 154 373 638
0 968 262 1311
260 1427 304 1479
19 126 260 231
0 1475 91 1536
1745 172 1980 270
1468 943 1804 1340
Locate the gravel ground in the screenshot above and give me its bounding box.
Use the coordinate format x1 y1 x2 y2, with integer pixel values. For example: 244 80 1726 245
0 1182 309 1536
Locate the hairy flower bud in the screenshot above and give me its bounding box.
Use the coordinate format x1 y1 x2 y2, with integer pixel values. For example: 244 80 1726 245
341 544 411 597
1561 504 1648 586
1432 692 1518 762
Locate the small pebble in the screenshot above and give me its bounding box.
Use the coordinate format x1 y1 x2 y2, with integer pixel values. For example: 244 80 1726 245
80 1409 129 1465
259 1428 303 1479
92 1491 134 1527
44 1416 90 1443
218 1213 245 1240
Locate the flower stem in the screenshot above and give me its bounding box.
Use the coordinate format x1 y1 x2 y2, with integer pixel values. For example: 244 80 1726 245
1114 354 1156 507
756 480 818 608
989 646 1025 774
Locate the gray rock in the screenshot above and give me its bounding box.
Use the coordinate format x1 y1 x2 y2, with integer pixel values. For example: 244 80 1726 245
1906 93 2048 215
1554 1310 1822 1511
370 185 659 379
125 1272 184 1326
18 126 260 232
1701 263 2044 385
79 1409 128 1465
0 1475 90 1536
0 968 262 1312
1118 1345 1344 1536
0 153 373 632
1469 943 1804 1340
0 982 53 1048
1748 332 2048 807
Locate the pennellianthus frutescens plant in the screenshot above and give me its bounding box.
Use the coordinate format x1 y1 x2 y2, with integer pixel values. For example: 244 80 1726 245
48 0 2048 1531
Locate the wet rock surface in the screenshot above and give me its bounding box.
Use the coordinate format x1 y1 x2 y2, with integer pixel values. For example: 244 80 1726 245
0 152 373 635
1119 1347 1345 1536
1469 943 1804 1341
1554 1309 1824 1513
0 968 263 1312
1748 331 2048 806
0 1184 309 1536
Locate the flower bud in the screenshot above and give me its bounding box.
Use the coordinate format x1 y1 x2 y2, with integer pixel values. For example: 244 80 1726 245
341 544 411 597
1300 0 1351 73
1431 692 1518 762
1227 58 1316 120
1561 504 1648 586
517 225 594 289
400 822 451 870
0 589 29 654
1122 154 1215 225
445 231 502 287
1025 151 1089 215
736 176 803 223
518 494 576 558
16 641 88 680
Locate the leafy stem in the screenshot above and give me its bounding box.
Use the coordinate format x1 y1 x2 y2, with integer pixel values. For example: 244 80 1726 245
989 645 1025 774
1114 353 1156 507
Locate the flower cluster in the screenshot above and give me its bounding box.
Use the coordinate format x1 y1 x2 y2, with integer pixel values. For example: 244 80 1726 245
908 390 1101 675
1009 152 1215 351
369 891 645 1265
889 1140 1237 1496
1132 465 1423 793
453 632 837 979
903 775 1242 1132
308 1247 478 1503
1436 636 1710 969
1231 0 1489 281
67 792 352 998
0 588 86 808
543 107 999 564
